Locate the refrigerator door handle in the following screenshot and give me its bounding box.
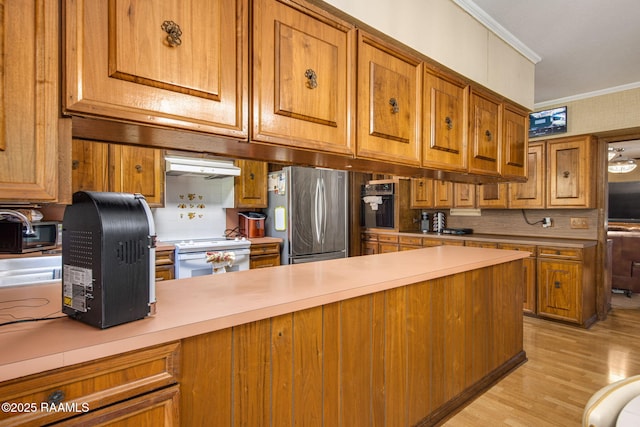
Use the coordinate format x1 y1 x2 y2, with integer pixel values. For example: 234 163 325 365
321 176 327 244
314 177 322 244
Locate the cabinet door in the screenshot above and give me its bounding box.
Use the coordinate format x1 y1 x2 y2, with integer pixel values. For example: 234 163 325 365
546 136 595 208
477 183 507 208
110 145 164 207
356 32 421 165
252 0 355 155
65 0 248 138
235 160 268 208
433 180 453 208
422 69 468 171
537 259 580 323
72 140 110 193
410 178 434 209
0 0 60 202
469 91 501 175
501 105 528 178
453 183 476 208
508 142 545 209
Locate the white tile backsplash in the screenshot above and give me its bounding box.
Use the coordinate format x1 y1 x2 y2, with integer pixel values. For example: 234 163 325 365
152 175 234 242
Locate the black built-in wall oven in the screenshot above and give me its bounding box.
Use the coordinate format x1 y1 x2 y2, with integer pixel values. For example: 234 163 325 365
360 182 395 229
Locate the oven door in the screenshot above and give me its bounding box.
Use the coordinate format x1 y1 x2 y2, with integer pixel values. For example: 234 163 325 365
175 249 251 279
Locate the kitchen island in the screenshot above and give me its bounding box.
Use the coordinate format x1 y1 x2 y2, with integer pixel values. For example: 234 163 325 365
0 246 529 426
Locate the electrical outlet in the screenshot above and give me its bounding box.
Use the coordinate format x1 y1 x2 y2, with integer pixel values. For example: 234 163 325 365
542 217 552 228
570 217 589 229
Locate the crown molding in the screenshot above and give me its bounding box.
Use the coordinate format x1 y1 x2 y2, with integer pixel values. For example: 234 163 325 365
452 0 541 64
534 81 640 109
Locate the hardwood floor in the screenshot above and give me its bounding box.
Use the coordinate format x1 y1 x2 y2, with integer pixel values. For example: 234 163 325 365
443 297 640 426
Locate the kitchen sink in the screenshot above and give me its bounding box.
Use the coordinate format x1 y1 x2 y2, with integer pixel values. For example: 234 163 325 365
0 255 62 288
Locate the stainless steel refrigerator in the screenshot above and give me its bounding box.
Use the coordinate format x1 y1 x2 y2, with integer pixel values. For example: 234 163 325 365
265 166 348 264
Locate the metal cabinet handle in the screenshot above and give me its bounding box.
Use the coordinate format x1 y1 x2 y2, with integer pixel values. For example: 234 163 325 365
47 390 65 405
161 20 182 47
305 69 317 89
389 98 399 114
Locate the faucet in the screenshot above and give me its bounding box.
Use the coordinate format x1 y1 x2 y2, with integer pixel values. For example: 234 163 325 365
0 210 36 236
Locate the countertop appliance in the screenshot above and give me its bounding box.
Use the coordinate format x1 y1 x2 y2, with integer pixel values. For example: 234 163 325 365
265 166 348 264
171 237 251 278
0 220 59 254
62 192 156 329
238 212 266 238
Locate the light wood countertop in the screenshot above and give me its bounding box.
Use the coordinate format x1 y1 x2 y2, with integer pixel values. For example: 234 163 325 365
0 246 528 382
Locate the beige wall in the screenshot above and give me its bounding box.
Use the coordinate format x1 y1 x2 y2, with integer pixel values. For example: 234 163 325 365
531 87 640 139
325 0 535 108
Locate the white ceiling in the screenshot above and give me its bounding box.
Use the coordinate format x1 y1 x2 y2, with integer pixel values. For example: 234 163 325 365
468 0 640 106
467 0 640 158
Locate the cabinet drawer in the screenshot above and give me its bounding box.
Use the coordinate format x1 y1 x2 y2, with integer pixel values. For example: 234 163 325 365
250 253 281 269
361 233 378 242
399 236 422 245
378 234 399 243
155 250 175 266
537 246 583 260
464 240 498 249
0 342 180 426
250 243 280 256
498 243 536 257
422 238 444 247
379 243 399 253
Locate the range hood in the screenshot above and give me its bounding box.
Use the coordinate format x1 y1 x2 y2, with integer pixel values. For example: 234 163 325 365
165 156 241 179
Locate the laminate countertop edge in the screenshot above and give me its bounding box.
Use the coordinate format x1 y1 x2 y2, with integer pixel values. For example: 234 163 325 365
0 246 529 382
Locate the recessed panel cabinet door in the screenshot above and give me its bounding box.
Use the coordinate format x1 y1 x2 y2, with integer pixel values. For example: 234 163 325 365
547 136 594 208
110 145 164 207
501 106 528 178
508 142 545 209
65 0 248 138
252 0 355 155
0 0 60 202
356 32 422 165
469 91 501 175
422 70 469 171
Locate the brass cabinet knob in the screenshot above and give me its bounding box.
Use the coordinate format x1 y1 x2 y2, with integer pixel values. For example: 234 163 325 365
161 20 182 47
305 69 317 89
389 98 399 114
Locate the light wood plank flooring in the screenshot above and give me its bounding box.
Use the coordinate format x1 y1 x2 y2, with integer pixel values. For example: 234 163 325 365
443 296 640 426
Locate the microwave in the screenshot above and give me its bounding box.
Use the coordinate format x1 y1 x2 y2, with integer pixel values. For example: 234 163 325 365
0 221 59 253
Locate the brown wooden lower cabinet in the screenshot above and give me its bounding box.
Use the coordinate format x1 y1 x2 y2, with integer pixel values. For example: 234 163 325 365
179 261 525 426
0 343 180 427
249 242 281 269
155 246 175 281
537 245 596 327
361 232 596 326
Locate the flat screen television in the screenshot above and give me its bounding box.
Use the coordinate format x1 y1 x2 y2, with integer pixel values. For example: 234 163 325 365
529 106 567 138
608 181 640 223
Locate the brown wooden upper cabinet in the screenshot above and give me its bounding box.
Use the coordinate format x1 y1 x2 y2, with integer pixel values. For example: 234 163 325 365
501 105 528 179
234 160 268 209
64 0 248 139
478 183 508 209
546 135 595 208
72 140 165 207
468 90 501 176
0 0 62 203
422 69 469 172
508 141 545 209
252 0 356 155
356 32 422 166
